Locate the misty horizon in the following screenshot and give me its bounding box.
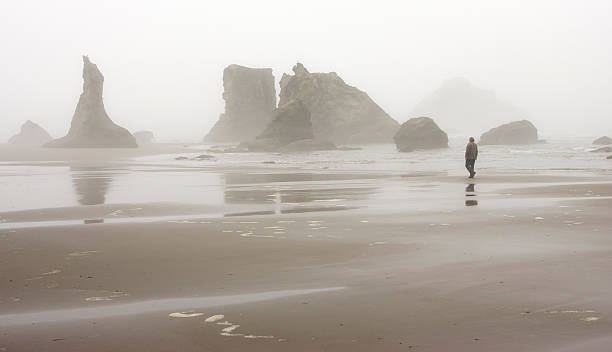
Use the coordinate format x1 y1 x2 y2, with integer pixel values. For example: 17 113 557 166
2 0 611 142
2 3 611 350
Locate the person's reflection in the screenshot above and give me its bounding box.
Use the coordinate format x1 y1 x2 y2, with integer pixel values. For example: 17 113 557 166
465 183 478 206
71 167 113 205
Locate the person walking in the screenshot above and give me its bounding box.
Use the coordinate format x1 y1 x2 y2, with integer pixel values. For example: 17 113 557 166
465 137 478 178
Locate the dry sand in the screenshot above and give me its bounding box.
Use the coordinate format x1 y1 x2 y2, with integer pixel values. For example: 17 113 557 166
1 146 611 351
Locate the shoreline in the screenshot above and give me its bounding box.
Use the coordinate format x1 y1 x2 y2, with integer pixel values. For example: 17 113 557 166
1 144 611 351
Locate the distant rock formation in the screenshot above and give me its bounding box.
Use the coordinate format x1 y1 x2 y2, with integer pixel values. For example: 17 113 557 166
479 120 538 145
133 130 155 145
278 63 399 144
393 117 448 152
254 100 313 145
8 120 52 146
174 154 215 161
204 65 276 143
411 77 529 133
593 136 612 145
45 56 137 148
607 155 612 159
240 100 336 152
591 146 612 153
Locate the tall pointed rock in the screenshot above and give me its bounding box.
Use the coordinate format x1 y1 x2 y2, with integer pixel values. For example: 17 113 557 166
46 56 137 148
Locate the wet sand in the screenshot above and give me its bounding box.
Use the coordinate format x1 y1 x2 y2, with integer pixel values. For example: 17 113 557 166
1 146 611 351
0 143 193 162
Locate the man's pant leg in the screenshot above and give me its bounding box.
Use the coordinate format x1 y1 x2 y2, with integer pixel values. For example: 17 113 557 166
465 159 475 176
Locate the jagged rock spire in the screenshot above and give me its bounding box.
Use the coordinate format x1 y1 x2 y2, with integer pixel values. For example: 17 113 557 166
46 56 137 148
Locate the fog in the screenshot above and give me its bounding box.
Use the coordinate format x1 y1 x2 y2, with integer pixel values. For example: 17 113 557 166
1 0 611 142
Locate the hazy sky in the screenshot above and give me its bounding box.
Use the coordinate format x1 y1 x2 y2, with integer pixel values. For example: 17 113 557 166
1 0 611 142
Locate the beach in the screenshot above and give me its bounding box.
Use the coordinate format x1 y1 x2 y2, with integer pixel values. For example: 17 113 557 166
1 142 611 351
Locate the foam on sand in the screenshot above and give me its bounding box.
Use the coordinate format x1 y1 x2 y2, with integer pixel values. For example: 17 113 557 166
169 312 204 318
41 269 61 275
582 317 600 322
205 314 225 322
85 292 128 302
221 325 240 333
0 287 344 327
67 250 100 257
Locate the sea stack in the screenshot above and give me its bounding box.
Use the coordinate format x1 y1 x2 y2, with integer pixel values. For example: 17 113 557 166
479 120 538 145
8 120 53 146
45 56 136 148
411 77 528 133
204 65 276 143
591 146 612 153
393 117 448 152
593 136 612 145
278 63 399 144
240 100 335 152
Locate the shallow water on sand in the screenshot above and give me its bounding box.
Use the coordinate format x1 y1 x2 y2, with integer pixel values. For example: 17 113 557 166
0 138 609 216
164 137 612 173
